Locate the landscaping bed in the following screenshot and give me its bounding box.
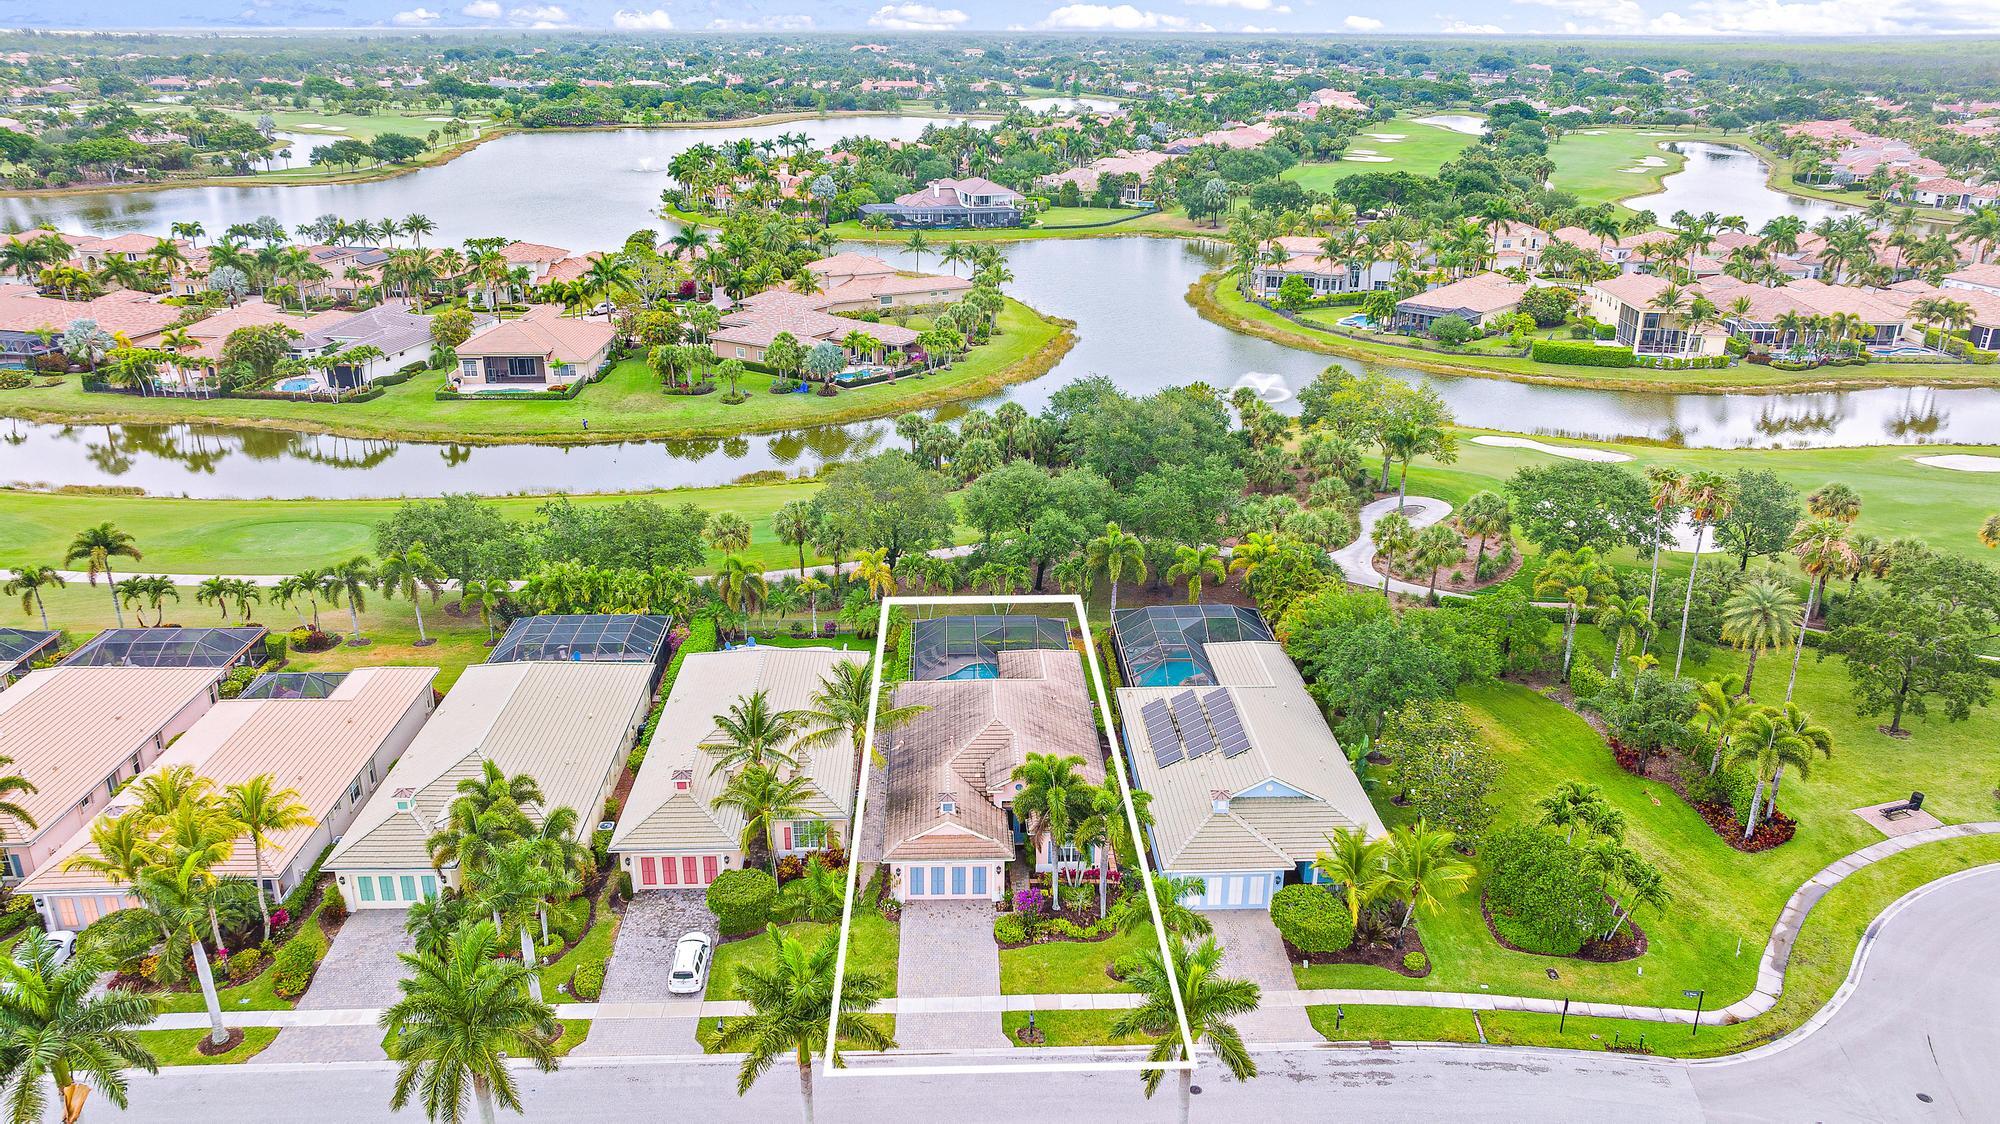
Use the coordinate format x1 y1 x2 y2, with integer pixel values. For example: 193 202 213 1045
1480 893 1647 965
1283 924 1434 978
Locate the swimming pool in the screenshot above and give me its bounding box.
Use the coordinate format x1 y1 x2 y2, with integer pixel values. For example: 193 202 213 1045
1337 313 1375 330
275 377 318 393
835 365 891 384
1868 345 1936 357
1134 659 1202 688
940 663 999 680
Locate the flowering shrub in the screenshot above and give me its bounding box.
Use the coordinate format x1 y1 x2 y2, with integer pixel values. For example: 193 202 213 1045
269 907 290 931
1012 887 1048 916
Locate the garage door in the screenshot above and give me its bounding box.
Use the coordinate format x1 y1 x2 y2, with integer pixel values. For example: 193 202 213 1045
1190 871 1277 910
636 854 722 889
903 863 990 899
352 872 440 907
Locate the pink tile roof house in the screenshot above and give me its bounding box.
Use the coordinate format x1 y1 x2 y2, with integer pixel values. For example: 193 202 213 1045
453 305 614 388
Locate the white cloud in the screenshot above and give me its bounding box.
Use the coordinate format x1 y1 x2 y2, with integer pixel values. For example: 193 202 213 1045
391 6 441 23
611 7 674 28
1342 14 1383 29
1642 0 2000 34
1513 0 1647 30
868 4 970 29
507 4 569 24
460 0 501 15
707 14 817 29
1439 18 1505 32
1039 4 1204 28
1186 0 1289 11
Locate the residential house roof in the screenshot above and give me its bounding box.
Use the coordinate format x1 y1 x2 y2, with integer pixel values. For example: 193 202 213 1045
18 667 438 894
0 667 222 848
712 291 919 351
1591 272 1677 310
158 300 298 361
296 304 489 358
888 177 1023 208
1397 272 1527 316
499 241 571 265
1118 641 1384 872
324 661 653 871
0 629 58 681
610 647 858 854
0 288 181 340
452 305 611 364
804 253 900 285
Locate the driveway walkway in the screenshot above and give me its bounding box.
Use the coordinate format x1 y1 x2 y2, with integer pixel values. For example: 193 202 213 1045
570 890 716 1057
1330 495 1454 598
1199 910 1315 1041
253 910 414 1064
893 901 1006 1050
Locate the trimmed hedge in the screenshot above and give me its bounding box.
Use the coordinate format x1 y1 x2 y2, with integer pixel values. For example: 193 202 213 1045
573 960 606 1001
1531 339 1634 368
1269 883 1355 953
993 912 1028 945
269 925 326 999
706 868 777 936
1632 354 1729 370
1481 826 1613 956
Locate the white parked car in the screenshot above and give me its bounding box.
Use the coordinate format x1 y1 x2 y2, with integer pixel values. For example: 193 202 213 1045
42 930 76 967
666 931 712 996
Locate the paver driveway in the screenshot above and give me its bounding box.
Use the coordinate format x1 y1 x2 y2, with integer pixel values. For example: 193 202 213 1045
569 890 717 1057
1200 909 1316 1042
893 900 1007 1050
253 910 414 1064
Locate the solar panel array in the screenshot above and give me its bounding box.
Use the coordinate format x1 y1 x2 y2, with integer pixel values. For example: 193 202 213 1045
1146 688 1250 768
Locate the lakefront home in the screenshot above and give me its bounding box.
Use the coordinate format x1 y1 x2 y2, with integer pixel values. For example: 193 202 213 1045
452 305 614 391
710 290 920 367
295 304 494 389
1393 272 1529 333
860 177 1026 229
803 253 974 313
1250 235 1399 300
1585 274 1729 356
17 666 438 930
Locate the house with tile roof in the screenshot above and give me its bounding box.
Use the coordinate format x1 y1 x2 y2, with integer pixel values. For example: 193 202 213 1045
710 290 920 367
880 619 1103 901
1393 272 1528 334
1111 606 1383 911
1586 274 1728 356
611 646 859 890
860 177 1025 229
803 254 973 314
295 303 494 388
19 667 437 930
451 305 613 391
1249 235 1400 300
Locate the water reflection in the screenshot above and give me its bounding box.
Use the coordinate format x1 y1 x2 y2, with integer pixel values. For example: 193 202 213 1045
1627 141 1857 229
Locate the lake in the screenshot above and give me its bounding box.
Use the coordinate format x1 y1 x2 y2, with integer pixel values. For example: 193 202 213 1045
0 118 1993 498
1625 140 1859 229
1413 114 1487 136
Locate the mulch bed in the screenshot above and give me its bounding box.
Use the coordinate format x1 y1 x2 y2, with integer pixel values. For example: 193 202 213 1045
1693 804 1797 852
1282 925 1433 978
996 901 1114 951
1374 532 1523 594
195 1027 247 1056
1480 894 1647 964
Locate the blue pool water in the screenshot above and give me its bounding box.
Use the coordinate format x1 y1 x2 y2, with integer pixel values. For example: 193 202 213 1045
1135 660 1202 687
941 663 999 680
1338 314 1374 329
276 377 318 393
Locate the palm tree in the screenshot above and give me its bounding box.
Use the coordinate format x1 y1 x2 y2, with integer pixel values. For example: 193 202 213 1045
3 564 63 629
1165 543 1226 604
1759 703 1833 818
707 690 800 775
328 556 378 645
0 932 158 1124
1732 705 1831 839
713 923 893 1124
222 775 316 942
1693 676 1756 775
456 577 511 645
1720 578 1802 695
470 842 563 1004
65 523 142 628
1537 781 1622 844
1109 935 1260 1124
903 231 931 272
382 920 559 1124
786 659 926 770
379 543 448 646
1312 826 1389 927
1453 490 1510 574
717 555 770 623
1534 547 1616 680
1370 510 1416 600
132 849 232 1047
1642 466 1687 622
849 548 895 601
1594 594 1651 681
1011 752 1094 910
1672 471 1734 679
1084 522 1146 615
1382 820 1473 932
1106 870 1209 938
712 765 814 873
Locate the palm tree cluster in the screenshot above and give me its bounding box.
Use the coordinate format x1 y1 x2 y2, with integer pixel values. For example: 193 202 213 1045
1533 782 1669 940
1310 821 1474 940
1691 680 1835 840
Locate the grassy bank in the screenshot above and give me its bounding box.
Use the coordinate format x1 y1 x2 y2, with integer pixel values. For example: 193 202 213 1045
1191 274 2000 392
1282 117 1479 192
819 207 1208 243
0 299 1070 445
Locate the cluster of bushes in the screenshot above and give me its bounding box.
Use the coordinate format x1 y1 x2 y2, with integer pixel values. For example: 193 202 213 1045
1481 826 1614 956
1532 339 1635 368
572 960 606 1001
1566 318 1618 341
773 846 847 883
706 868 778 936
1270 884 1356 953
269 923 327 999
1679 758 1758 825
992 907 1113 946
287 626 340 653
1631 354 1729 370
0 371 30 390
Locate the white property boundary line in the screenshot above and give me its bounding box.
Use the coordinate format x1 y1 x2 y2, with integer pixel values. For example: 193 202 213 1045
823 593 1197 1079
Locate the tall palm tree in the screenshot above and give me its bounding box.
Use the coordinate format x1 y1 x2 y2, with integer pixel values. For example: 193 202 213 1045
1312 826 1389 927
1693 676 1756 775
1732 705 1831 839
470 842 562 1004
1534 547 1616 680
1084 522 1146 615
328 556 378 645
456 577 511 645
711 765 814 873
1759 703 1833 818
1783 516 1853 700
1109 935 1261 1124
1071 773 1154 919
713 923 893 1124
379 543 448 646
1672 471 1734 678
0 932 158 1124
65 523 142 628
849 548 895 602
1719 578 1802 696
902 231 931 272
3 564 64 629
1382 819 1474 932
716 555 770 621
785 658 926 769
1594 594 1651 681
1010 752 1094 910
1370 510 1416 601
382 920 560 1124
133 849 232 1048
1165 543 1226 604
707 690 800 775
222 775 316 942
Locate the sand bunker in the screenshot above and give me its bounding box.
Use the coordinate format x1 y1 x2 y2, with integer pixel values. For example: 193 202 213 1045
1470 435 1633 462
1580 129 1607 135
1363 133 1406 141
1342 154 1394 162
1636 156 1668 166
1915 454 2000 472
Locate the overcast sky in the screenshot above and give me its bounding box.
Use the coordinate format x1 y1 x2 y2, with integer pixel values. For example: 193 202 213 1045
9 0 2000 39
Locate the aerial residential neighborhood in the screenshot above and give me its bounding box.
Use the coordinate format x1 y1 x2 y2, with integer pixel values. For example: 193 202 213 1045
0 12 1994 1124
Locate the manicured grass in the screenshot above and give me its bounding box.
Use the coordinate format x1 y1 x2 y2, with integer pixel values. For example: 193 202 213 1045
156 912 328 1015
1001 1009 1152 1047
697 1012 895 1053
706 910 901 1001
0 298 1068 443
1281 118 1477 192
998 922 1154 995
136 1027 281 1066
1305 1004 1483 1044
0 479 832 575
1546 127 1705 209
540 891 621 999
1196 275 2000 391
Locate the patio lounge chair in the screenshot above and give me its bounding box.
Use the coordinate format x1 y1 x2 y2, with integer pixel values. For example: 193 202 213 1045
1881 791 1924 820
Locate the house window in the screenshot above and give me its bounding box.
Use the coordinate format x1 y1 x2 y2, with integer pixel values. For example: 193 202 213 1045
356 877 375 903
349 781 364 805
879 296 893 306
735 347 746 358
3 852 20 880
105 772 119 798
506 356 538 381
792 820 829 849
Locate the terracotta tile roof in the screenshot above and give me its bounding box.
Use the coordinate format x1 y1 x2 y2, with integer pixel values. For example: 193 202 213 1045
499 240 572 264
712 291 919 351
0 288 180 340
1591 272 1675 309
1397 272 1527 315
454 305 611 363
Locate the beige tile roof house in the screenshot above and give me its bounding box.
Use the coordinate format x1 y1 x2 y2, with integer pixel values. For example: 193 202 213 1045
1394 272 1527 331
0 287 182 341
325 661 655 908
453 305 615 390
881 639 1102 901
710 290 920 365
1117 638 1384 911
0 667 225 884
611 646 859 889
19 667 438 930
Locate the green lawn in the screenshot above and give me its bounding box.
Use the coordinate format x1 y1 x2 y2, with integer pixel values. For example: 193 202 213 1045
998 922 1154 995
822 208 1201 243
706 910 901 1002
1306 1003 1484 1044
0 298 1068 443
1001 1009 1153 1047
136 1026 281 1066
1282 118 1478 192
1545 127 1709 210
540 891 621 999
155 912 328 1015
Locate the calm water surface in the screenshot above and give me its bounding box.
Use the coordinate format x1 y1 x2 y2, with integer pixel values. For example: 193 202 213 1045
1413 114 1487 136
1627 141 1858 229
0 121 1992 498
